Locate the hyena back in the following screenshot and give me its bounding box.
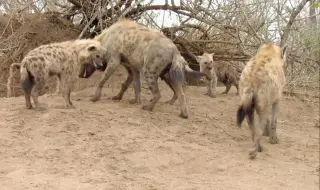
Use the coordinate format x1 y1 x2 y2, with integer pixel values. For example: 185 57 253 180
236 43 288 159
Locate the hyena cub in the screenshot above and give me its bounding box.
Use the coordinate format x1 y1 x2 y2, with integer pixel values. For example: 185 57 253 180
195 53 245 97
236 43 288 159
17 39 103 110
194 53 217 98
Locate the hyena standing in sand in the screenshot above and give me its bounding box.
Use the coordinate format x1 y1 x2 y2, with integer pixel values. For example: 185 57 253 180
7 39 103 110
236 43 288 159
89 19 203 118
195 53 245 97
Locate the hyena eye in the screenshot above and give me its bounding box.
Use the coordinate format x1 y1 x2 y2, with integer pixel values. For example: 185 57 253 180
204 62 207 64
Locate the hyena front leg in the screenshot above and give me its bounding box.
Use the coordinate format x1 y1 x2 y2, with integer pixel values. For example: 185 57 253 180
112 65 133 101
55 74 62 94
60 75 74 109
207 75 217 98
91 56 120 102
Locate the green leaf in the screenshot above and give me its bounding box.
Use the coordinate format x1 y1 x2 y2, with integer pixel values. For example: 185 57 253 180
285 6 292 13
313 1 319 9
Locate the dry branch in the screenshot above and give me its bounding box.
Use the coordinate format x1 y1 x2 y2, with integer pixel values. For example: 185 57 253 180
280 0 310 46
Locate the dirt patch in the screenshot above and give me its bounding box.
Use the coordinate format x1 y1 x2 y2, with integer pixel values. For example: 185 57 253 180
0 12 80 97
0 72 318 189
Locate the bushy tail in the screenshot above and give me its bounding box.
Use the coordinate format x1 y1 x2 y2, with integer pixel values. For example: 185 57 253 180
20 65 35 96
167 53 206 85
169 53 187 86
184 64 206 79
236 87 255 127
7 63 21 97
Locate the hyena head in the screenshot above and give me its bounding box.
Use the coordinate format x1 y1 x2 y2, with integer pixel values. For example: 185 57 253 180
195 53 214 73
76 39 105 78
256 43 288 66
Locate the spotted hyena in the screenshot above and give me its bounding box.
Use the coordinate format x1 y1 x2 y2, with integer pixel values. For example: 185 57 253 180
236 43 288 159
15 39 103 110
88 19 204 118
195 53 246 97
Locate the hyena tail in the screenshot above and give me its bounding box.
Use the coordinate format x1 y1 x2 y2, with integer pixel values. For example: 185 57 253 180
7 63 21 97
237 87 255 127
184 64 206 79
169 53 186 86
20 65 35 96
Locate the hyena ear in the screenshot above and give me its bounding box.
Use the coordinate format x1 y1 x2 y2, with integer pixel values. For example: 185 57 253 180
257 44 264 53
195 56 202 63
281 44 288 59
209 53 214 57
88 45 97 51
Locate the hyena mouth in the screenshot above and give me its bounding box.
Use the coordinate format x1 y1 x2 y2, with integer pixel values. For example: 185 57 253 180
78 63 96 78
92 58 105 71
95 60 107 72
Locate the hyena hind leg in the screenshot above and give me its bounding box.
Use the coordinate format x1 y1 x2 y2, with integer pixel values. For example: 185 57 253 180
221 81 231 94
162 74 178 105
129 68 141 104
112 66 133 101
142 75 161 111
269 101 280 144
31 79 46 111
171 82 188 118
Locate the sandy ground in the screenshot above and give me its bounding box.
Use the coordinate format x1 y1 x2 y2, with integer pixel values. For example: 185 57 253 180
0 71 319 190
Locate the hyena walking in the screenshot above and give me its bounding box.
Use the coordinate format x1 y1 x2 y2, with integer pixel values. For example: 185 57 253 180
195 53 245 97
89 19 203 118
236 43 288 159
8 39 103 110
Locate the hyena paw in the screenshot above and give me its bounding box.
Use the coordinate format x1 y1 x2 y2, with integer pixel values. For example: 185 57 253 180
165 99 175 105
129 99 141 104
249 148 258 159
90 96 100 102
112 95 122 101
65 103 76 109
209 94 216 98
179 112 188 119
269 135 279 144
142 104 154 111
35 106 47 111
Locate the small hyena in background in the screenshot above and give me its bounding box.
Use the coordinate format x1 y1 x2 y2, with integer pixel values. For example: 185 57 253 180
8 39 103 110
195 53 245 97
236 43 288 159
